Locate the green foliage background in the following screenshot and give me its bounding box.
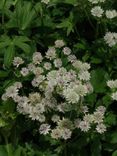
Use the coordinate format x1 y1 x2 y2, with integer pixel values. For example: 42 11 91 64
0 0 117 155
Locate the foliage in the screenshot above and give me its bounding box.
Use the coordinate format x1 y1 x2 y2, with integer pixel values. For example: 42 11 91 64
0 0 117 155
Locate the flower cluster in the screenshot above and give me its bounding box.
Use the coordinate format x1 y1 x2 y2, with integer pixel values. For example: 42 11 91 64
88 0 117 47
75 106 106 134
104 32 117 47
107 79 117 101
2 40 106 140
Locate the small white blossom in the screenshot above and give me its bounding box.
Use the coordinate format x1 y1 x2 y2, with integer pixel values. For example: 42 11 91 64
20 67 29 76
55 40 65 48
63 88 80 104
51 128 62 139
96 123 106 133
39 124 51 135
104 32 117 47
107 80 117 89
46 47 56 60
93 111 104 123
79 121 91 132
32 52 43 64
54 58 62 68
13 57 24 67
78 71 91 81
96 106 106 115
61 128 72 140
68 54 77 63
63 47 71 55
44 62 52 70
111 92 117 101
51 115 60 123
91 6 104 17
105 10 117 19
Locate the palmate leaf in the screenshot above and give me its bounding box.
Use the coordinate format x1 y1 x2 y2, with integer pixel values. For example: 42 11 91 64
4 44 15 68
7 1 36 30
0 35 30 67
90 68 110 93
91 138 102 156
14 36 31 53
0 36 11 49
57 12 74 36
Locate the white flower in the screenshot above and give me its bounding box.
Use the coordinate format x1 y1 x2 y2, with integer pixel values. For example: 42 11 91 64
105 10 117 19
93 111 104 123
80 106 89 114
5 86 18 99
33 67 44 76
78 71 91 81
111 92 117 101
63 47 71 55
51 115 60 123
104 32 117 47
14 82 22 89
68 54 77 63
46 47 56 60
73 61 90 71
31 75 45 87
63 88 80 104
13 57 24 67
91 6 104 17
51 128 62 139
107 80 117 89
32 52 43 64
29 92 41 104
55 40 65 48
27 63 36 72
54 58 62 68
39 124 51 135
83 114 94 123
20 67 29 76
96 106 106 115
44 62 52 70
79 121 91 132
41 0 50 4
73 84 88 96
61 128 72 140
47 70 57 80
96 123 106 133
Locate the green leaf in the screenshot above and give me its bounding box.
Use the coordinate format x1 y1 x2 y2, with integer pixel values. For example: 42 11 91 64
14 36 30 53
0 145 8 156
91 57 102 64
91 138 101 156
4 44 15 68
112 150 117 156
110 132 117 144
91 69 109 93
0 71 9 78
0 36 11 49
15 42 30 53
14 146 22 156
105 113 117 126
